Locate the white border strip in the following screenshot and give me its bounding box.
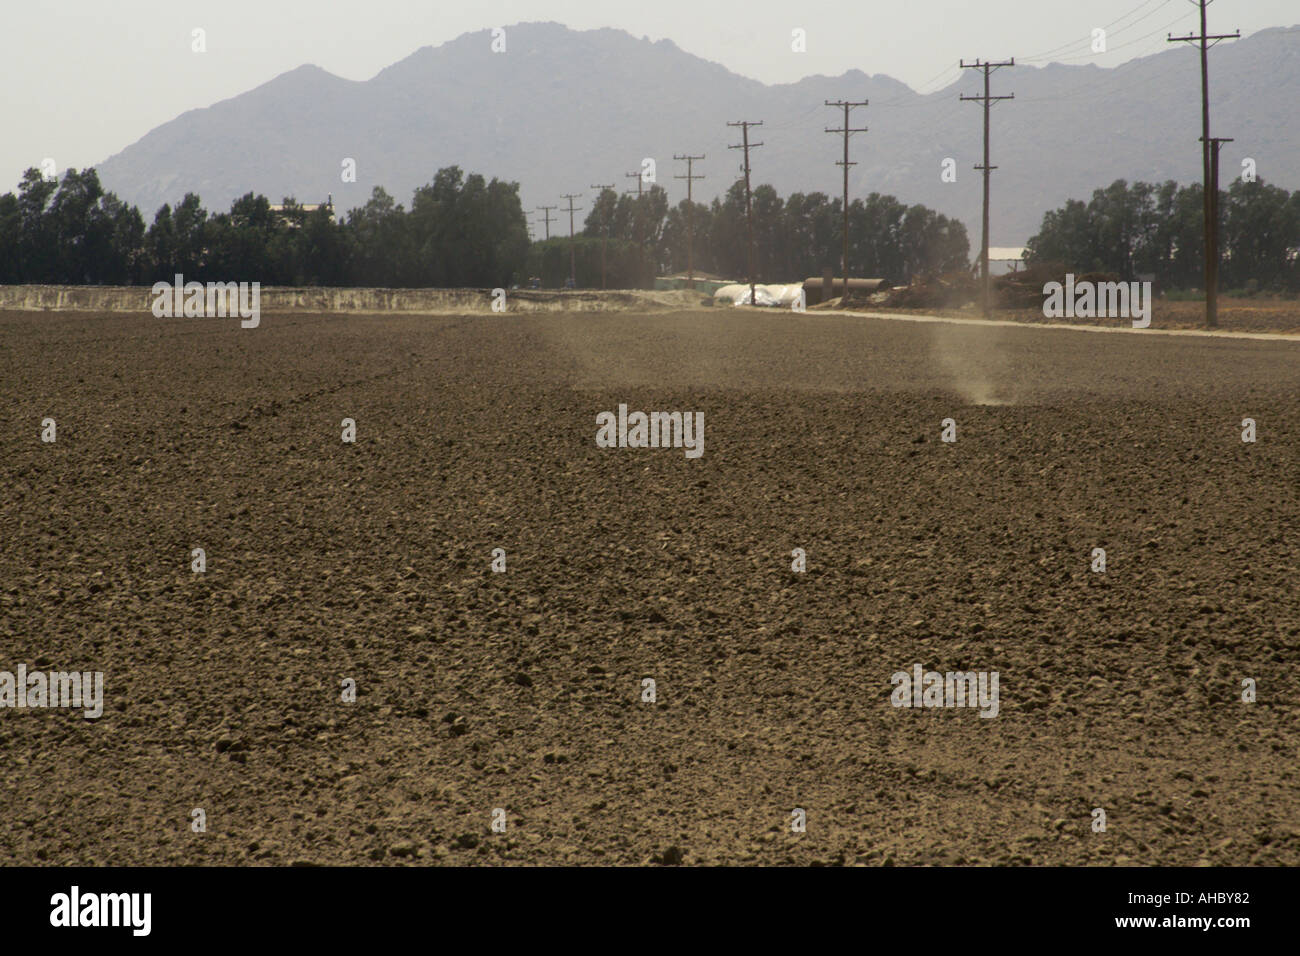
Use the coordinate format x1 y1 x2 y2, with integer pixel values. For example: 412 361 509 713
824 309 1300 343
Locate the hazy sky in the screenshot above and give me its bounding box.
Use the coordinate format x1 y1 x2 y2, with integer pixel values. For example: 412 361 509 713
4 0 1296 194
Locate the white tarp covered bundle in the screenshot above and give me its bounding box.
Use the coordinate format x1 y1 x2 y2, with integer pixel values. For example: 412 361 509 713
714 283 804 307
766 284 805 306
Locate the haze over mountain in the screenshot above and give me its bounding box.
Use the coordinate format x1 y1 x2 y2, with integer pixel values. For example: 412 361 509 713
95 20 1300 248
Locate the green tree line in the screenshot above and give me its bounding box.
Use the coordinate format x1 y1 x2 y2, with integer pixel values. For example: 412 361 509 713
1026 178 1300 292
586 181 970 282
0 164 968 288
0 165 529 287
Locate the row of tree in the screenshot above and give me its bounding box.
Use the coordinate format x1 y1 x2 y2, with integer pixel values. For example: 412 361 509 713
0 165 969 288
17 165 1298 292
1025 178 1300 291
0 166 531 288
582 181 970 283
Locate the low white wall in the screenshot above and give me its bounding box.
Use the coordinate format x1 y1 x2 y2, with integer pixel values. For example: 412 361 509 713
0 285 686 313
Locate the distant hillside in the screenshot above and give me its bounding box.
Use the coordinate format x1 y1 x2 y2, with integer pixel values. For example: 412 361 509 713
95 21 1300 247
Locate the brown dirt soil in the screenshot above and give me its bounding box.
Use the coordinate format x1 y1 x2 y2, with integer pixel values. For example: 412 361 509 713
872 296 1300 335
1 308 1297 866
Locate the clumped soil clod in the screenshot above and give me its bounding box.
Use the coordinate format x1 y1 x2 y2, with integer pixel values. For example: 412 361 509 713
0 308 1297 866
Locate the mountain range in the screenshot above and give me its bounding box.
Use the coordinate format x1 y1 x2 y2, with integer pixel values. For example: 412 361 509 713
95 20 1300 247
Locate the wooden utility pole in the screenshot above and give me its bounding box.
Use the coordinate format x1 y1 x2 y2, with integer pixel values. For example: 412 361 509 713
590 183 614 290
824 99 868 288
727 120 763 306
561 193 583 288
1207 136 1234 295
960 58 1014 317
672 154 705 288
1169 3 1239 328
536 205 556 241
624 170 648 281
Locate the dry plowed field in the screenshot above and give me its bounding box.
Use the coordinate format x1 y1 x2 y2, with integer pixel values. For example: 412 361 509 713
1 308 1297 866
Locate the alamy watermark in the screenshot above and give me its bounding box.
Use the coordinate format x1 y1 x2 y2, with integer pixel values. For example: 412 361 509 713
151 274 260 328
0 665 103 719
890 663 999 718
50 886 150 936
595 404 704 459
1043 274 1151 328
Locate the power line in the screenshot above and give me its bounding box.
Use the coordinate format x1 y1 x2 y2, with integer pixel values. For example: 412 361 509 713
763 101 825 131
1168 0 1239 328
911 64 964 96
883 0 1180 110
884 15 1192 113
874 65 961 106
1016 49 1180 104
535 205 556 241
1040 6 1197 63
881 0 1171 106
727 120 763 307
960 58 1015 318
672 154 705 288
561 193 583 289
824 99 869 282
1022 0 1174 62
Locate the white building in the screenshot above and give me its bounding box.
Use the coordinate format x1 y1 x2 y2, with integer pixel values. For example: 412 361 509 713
988 247 1027 275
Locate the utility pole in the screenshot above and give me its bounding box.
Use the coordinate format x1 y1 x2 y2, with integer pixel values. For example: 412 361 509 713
1206 136 1234 296
561 193 583 289
824 100 869 290
727 120 763 307
672 154 705 288
960 58 1014 318
1170 3 1239 329
590 183 614 290
536 205 556 241
624 171 647 283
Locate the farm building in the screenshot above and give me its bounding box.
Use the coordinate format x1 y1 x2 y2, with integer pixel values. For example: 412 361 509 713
988 247 1027 275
